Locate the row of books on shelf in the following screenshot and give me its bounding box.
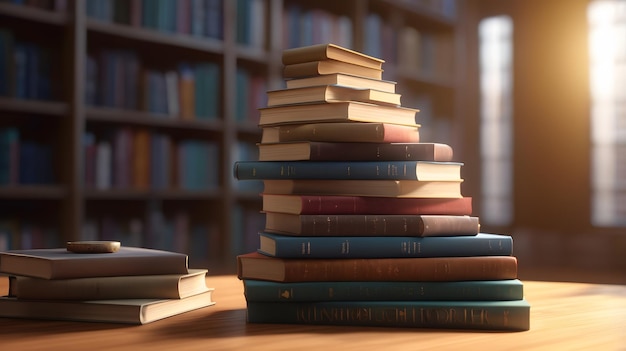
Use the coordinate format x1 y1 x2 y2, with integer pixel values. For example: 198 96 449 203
0 220 59 251
84 129 219 190
86 0 223 40
0 244 215 324
85 50 221 120
0 30 56 100
235 67 267 124
0 127 55 185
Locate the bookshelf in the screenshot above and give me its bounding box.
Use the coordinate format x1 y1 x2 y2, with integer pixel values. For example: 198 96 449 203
0 0 465 272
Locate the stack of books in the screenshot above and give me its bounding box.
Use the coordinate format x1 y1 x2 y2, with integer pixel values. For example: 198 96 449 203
0 244 215 324
234 43 530 331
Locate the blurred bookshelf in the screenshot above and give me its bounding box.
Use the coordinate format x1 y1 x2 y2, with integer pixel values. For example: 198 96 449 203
0 0 465 272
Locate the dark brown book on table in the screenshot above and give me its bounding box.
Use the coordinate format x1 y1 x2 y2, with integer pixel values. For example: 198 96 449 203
282 43 385 70
261 122 420 144
261 194 473 215
283 60 383 80
237 252 518 282
263 213 480 237
257 142 452 162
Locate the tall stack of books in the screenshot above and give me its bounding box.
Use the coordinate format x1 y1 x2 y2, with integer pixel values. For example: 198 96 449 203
234 43 530 331
0 244 215 324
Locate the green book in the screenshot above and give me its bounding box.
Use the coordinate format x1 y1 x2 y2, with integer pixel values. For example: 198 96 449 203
246 299 530 331
243 279 525 302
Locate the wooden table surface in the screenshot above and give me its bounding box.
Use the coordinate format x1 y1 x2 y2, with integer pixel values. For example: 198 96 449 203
0 275 625 351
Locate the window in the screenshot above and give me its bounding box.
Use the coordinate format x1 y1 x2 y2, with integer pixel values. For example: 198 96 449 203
588 0 626 226
479 16 514 226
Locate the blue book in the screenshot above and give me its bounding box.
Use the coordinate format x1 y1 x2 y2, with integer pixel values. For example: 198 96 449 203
258 232 512 258
245 299 530 331
233 160 463 181
243 279 525 302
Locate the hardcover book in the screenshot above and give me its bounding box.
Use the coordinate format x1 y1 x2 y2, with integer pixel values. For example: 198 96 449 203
263 213 480 237
237 252 518 282
245 299 530 331
283 60 383 80
266 85 401 107
261 122 420 144
0 246 189 279
284 73 396 93
282 43 385 70
257 232 511 258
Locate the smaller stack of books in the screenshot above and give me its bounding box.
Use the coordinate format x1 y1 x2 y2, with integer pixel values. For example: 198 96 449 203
234 43 530 331
0 245 215 324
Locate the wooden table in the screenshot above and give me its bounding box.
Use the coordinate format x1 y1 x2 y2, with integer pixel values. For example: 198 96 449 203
0 275 625 350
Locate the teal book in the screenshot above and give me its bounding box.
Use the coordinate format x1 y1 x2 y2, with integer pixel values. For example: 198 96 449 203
245 299 530 331
258 232 512 258
243 279 525 302
233 160 463 181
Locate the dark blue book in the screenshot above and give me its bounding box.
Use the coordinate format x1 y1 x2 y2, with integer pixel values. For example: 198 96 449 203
233 160 462 181
258 232 512 258
243 279 524 302
245 299 530 331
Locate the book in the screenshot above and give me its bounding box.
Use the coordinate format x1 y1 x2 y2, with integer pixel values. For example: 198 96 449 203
244 299 530 331
0 290 215 325
261 122 420 144
283 60 383 80
263 179 463 198
258 232 510 258
234 160 462 181
285 73 396 93
263 214 480 237
258 101 418 126
282 43 384 70
0 246 189 279
237 252 518 282
266 85 401 107
257 142 453 162
261 194 473 215
243 279 525 302
8 269 209 300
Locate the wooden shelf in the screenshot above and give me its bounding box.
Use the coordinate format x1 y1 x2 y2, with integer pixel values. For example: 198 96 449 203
85 107 224 132
84 188 223 200
0 185 66 199
0 2 67 25
0 97 68 116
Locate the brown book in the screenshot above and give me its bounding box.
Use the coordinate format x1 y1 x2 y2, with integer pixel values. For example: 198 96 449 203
258 101 418 126
261 122 420 144
263 179 463 198
261 194 473 215
132 128 150 189
285 73 396 93
257 142 452 161
284 60 383 80
0 247 189 279
282 43 384 70
264 213 480 237
266 85 401 107
237 252 518 282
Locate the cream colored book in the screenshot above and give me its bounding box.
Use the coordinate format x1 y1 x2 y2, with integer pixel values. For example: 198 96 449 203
266 85 401 107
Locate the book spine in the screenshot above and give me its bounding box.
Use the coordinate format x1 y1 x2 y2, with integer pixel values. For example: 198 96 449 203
258 232 511 258
306 142 452 161
245 300 530 331
419 215 480 236
234 161 459 180
243 279 525 302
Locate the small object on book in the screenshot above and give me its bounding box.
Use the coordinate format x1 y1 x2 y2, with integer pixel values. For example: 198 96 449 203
66 241 121 253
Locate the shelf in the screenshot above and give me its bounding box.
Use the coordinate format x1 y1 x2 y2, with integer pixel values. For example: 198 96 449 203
0 2 67 26
84 188 223 201
0 185 66 199
0 97 69 116
85 107 224 132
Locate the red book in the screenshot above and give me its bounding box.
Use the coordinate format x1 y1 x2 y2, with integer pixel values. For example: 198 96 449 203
262 194 472 215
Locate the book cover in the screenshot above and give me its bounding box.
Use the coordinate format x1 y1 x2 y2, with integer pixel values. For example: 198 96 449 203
245 299 530 331
262 179 463 198
258 101 418 126
0 246 189 279
234 160 462 181
243 279 525 302
258 232 510 258
261 194 473 215
257 142 453 162
282 43 384 69
261 122 420 144
9 268 208 300
263 213 480 237
237 252 518 282
0 289 215 325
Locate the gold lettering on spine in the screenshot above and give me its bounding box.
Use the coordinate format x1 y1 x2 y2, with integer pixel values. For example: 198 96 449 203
300 242 311 255
341 240 350 254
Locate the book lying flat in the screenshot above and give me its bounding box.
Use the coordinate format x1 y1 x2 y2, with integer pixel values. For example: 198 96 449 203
266 85 401 107
0 289 215 325
263 213 480 237
0 246 188 279
282 43 385 70
242 279 525 302
283 60 383 80
261 194 473 215
9 269 208 300
237 252 518 282
245 299 530 331
258 232 510 259
285 73 396 93
260 122 420 144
